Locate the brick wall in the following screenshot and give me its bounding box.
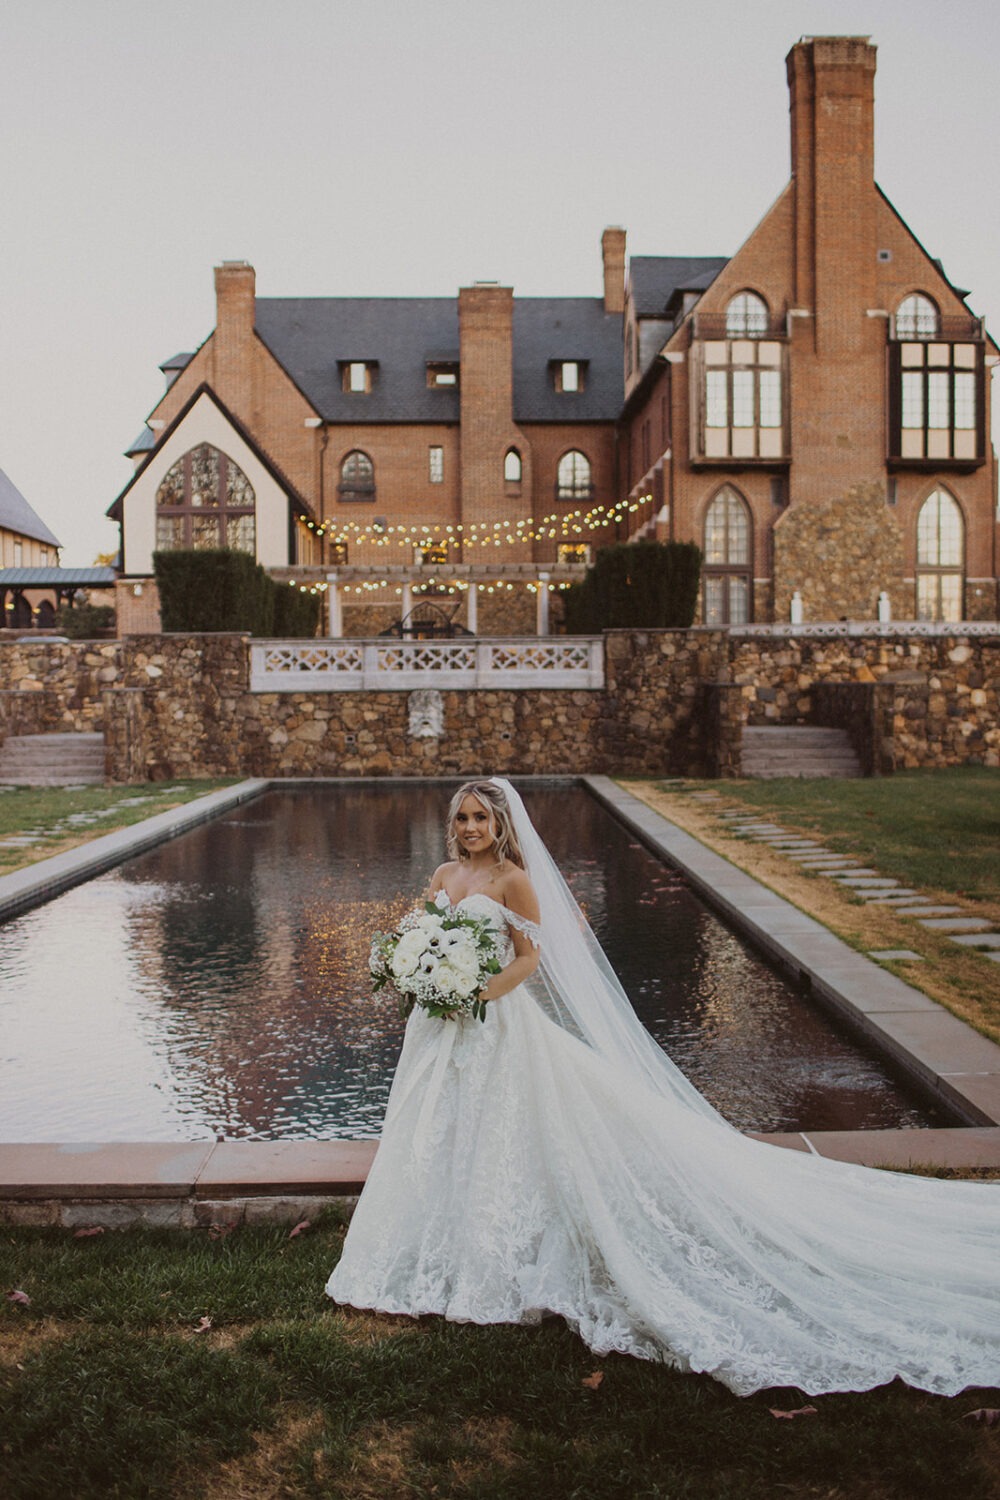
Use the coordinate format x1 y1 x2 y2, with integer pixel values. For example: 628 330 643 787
620 37 998 625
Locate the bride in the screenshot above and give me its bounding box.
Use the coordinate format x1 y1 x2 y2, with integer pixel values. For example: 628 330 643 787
326 778 1000 1397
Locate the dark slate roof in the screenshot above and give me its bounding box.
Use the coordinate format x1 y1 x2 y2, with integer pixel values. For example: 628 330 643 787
253 296 624 424
255 298 461 423
125 426 156 457
0 469 62 548
159 352 195 372
0 567 115 587
628 256 729 317
512 299 623 421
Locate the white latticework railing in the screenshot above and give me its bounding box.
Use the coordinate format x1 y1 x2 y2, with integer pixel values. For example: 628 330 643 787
729 622 1000 640
249 638 604 692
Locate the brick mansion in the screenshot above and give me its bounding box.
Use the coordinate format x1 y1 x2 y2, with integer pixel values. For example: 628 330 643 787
110 35 998 636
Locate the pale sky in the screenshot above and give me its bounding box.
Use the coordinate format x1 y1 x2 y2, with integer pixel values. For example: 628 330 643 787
2 0 998 565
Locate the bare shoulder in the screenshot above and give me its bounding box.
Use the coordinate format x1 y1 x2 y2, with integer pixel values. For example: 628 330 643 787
427 861 459 897
499 864 540 923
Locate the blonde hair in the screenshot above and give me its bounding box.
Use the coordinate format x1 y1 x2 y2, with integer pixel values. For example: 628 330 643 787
445 780 525 868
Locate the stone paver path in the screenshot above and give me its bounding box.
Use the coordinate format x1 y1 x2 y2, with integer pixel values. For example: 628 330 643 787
715 804 1000 965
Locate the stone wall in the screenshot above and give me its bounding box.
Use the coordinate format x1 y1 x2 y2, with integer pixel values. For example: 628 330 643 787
95 633 607 780
812 681 882 774
1 627 996 779
772 483 905 624
600 630 727 777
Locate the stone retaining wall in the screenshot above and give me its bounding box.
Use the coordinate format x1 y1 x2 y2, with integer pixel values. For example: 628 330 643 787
1 629 996 779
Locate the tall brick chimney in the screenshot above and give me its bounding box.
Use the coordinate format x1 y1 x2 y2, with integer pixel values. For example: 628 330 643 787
786 37 877 349
458 283 531 556
601 227 626 314
212 260 256 414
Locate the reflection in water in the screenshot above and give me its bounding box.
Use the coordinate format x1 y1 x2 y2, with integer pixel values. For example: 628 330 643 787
0 784 945 1141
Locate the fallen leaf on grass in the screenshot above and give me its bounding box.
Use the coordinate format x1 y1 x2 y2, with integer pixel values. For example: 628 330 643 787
289 1219 311 1239
769 1405 818 1420
73 1227 105 1238
964 1408 1000 1426
193 1316 213 1334
581 1371 604 1390
5 1289 30 1306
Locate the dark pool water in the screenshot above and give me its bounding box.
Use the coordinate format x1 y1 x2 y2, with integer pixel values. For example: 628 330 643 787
0 783 946 1140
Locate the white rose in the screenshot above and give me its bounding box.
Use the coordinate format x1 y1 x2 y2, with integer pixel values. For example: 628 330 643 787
450 946 481 983
436 962 479 999
391 928 425 978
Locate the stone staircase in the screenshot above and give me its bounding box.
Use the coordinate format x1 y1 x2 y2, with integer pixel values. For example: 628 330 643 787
740 725 862 779
0 732 106 786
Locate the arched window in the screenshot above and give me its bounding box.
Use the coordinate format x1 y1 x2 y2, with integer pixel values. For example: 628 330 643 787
702 486 752 625
155 443 256 554
504 448 522 484
916 488 964 621
725 291 769 337
556 450 592 500
338 450 375 502
896 293 939 340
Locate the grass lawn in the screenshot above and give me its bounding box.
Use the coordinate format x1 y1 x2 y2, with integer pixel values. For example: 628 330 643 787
2 1215 1000 1499
684 766 999 903
0 781 239 874
624 768 1000 1045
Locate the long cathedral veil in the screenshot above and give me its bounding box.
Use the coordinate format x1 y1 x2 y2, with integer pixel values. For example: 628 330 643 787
492 777 722 1121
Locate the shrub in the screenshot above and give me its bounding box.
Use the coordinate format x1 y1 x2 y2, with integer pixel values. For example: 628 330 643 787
55 603 116 638
562 541 702 632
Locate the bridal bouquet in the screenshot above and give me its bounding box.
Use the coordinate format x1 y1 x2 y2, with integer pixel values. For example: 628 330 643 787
370 902 502 1023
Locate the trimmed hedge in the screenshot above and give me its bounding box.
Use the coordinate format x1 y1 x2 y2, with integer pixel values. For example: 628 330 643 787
562 541 702 632
273 581 322 638
153 551 318 637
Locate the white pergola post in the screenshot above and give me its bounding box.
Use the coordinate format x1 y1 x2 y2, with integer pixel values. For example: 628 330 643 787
401 582 412 623
326 572 342 637
536 572 550 635
466 582 478 634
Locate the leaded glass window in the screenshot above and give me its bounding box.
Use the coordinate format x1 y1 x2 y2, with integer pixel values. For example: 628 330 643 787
725 291 769 336
154 444 256 555
896 293 939 339
916 488 964 622
702 486 752 625
556 450 592 500
892 340 982 461
339 450 375 502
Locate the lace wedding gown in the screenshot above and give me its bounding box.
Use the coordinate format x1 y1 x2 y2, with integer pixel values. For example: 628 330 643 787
326 891 1000 1398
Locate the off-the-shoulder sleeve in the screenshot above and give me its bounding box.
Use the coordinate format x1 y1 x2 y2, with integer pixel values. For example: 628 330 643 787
504 906 541 947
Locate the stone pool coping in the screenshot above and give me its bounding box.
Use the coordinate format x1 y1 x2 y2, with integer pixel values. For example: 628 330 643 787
0 779 272 922
1 775 999 1226
583 777 1000 1134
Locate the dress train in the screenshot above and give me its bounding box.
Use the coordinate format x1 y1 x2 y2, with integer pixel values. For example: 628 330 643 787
327 894 1000 1397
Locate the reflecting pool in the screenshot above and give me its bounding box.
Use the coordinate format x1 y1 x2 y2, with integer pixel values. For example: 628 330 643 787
0 783 946 1140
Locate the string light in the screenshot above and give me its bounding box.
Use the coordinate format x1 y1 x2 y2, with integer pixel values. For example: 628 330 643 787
292 491 653 551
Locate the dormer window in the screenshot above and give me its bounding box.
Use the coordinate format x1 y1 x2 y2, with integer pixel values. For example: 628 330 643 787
340 361 377 394
552 360 587 393
895 294 939 340
427 361 459 388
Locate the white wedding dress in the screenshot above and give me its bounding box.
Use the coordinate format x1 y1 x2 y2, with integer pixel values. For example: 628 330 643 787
326 889 1000 1398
